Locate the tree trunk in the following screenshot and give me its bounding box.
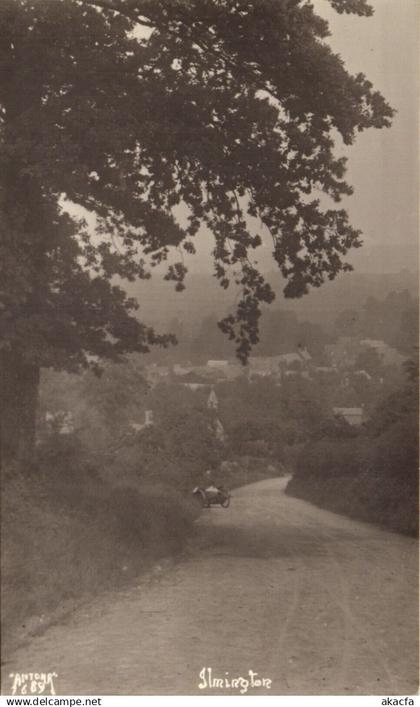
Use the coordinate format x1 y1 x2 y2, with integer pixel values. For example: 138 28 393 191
0 352 40 473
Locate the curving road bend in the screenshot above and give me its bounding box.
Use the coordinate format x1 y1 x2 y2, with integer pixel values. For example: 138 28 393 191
2 478 418 695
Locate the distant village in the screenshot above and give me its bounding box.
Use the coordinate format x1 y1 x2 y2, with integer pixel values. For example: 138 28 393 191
42 332 409 438
144 336 407 428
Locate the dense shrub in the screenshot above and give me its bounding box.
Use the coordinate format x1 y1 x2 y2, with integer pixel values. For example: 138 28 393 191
286 389 418 535
295 437 373 480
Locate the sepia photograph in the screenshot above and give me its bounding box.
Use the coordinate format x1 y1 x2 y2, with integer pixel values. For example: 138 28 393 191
0 0 418 699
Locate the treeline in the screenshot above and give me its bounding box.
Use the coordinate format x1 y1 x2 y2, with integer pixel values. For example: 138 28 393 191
216 375 330 457
147 289 418 365
146 309 332 364
130 270 418 336
36 352 412 486
37 365 223 486
286 362 419 535
333 290 418 354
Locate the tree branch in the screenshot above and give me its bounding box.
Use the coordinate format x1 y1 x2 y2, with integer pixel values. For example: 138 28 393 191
83 0 282 103
83 0 155 28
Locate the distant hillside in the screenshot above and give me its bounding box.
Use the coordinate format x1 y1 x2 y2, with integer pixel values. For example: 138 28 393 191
126 269 418 332
265 269 419 330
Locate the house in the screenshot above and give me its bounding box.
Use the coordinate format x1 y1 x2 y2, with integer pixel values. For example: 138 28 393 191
213 418 225 442
279 353 303 367
297 347 312 362
248 355 283 377
284 369 310 379
203 360 243 381
325 337 361 368
130 410 154 432
173 363 194 376
354 369 372 380
145 364 170 386
333 407 364 426
247 352 313 380
219 363 244 380
45 411 74 435
182 382 210 391
207 360 229 369
207 388 219 410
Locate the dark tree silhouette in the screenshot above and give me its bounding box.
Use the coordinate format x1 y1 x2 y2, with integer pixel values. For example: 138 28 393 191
0 0 393 466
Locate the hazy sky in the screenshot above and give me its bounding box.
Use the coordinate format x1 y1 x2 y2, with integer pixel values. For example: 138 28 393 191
313 0 419 273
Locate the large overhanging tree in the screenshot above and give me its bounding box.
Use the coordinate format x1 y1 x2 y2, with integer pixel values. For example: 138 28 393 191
0 0 393 467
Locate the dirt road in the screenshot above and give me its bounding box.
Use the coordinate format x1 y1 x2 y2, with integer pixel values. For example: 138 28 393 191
2 478 418 695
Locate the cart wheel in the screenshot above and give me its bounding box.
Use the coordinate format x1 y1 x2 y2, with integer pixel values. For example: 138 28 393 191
194 492 206 508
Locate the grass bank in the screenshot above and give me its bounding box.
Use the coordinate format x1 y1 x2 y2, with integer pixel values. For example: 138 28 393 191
1 428 286 657
1 460 199 655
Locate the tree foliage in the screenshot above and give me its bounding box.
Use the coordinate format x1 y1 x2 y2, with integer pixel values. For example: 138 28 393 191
0 0 394 370
38 358 148 449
